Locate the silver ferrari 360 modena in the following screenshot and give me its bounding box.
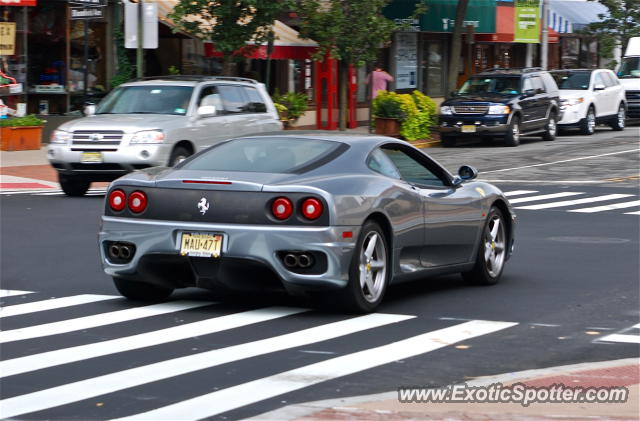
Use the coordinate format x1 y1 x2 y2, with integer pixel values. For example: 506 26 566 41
99 134 516 312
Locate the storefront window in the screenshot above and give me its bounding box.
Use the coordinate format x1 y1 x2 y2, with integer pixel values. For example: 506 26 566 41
422 39 445 97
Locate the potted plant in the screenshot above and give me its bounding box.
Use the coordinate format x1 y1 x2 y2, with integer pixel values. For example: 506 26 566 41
372 91 405 136
272 91 309 128
0 114 45 151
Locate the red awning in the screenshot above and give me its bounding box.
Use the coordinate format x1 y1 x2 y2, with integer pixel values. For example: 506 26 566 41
0 0 37 5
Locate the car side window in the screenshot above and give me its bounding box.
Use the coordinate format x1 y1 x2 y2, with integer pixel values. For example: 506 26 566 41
594 73 606 88
531 76 545 93
602 72 617 87
243 87 267 113
197 86 225 113
367 148 401 179
522 77 533 92
218 85 249 113
380 148 447 187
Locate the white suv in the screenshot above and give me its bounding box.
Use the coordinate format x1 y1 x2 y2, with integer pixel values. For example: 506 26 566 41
48 76 283 196
551 69 627 135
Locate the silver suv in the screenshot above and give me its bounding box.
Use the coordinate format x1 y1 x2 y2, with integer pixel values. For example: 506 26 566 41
48 76 283 196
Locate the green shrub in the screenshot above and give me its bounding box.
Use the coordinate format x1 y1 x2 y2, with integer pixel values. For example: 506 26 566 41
372 90 438 141
272 91 309 122
0 114 45 127
372 91 406 120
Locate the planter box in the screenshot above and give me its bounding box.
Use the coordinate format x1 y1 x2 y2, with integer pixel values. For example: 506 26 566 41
0 126 43 151
374 117 400 137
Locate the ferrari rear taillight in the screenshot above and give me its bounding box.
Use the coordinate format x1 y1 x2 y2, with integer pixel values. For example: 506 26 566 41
128 191 148 213
108 189 126 212
272 197 293 220
301 198 323 220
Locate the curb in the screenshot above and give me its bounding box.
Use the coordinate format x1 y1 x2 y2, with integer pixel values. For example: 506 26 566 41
249 358 639 421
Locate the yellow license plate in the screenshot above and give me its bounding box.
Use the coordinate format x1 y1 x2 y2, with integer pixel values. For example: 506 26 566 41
81 152 103 163
180 232 223 258
461 125 477 133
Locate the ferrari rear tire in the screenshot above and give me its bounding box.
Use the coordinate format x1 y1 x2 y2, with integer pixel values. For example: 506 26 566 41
59 174 90 197
113 277 174 301
339 221 390 313
462 207 507 286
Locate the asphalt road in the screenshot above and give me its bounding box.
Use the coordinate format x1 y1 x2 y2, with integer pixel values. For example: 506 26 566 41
0 126 638 420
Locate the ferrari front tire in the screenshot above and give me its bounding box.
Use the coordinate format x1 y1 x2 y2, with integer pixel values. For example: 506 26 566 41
113 277 174 301
339 221 390 313
462 207 507 286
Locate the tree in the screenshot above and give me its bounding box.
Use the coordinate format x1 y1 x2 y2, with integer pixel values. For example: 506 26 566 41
296 0 424 131
168 0 293 75
447 0 470 97
583 0 640 67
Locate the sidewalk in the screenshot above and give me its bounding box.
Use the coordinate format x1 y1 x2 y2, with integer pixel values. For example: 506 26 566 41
253 358 639 421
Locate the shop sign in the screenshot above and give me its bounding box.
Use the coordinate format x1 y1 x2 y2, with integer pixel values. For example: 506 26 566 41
0 22 16 56
384 0 496 34
0 0 37 6
71 7 104 19
395 32 418 90
514 0 541 43
69 0 107 6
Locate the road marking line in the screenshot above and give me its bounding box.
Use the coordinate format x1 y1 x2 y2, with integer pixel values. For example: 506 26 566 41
633 323 640 329
0 313 416 419
0 301 212 344
569 200 640 213
0 307 307 378
0 294 118 318
503 190 539 197
482 149 640 174
598 334 640 344
0 290 34 298
508 192 584 204
515 194 634 210
113 320 517 421
624 211 640 215
482 180 607 184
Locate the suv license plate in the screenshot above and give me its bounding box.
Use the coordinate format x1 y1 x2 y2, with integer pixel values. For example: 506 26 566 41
461 125 477 133
180 232 223 258
81 152 103 163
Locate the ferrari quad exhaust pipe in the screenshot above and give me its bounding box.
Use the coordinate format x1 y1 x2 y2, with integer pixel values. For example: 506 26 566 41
283 252 314 269
108 244 121 260
283 253 299 268
298 253 314 268
107 242 135 262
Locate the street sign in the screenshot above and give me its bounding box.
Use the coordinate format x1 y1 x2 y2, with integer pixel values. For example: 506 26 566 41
125 2 158 49
69 0 107 6
514 0 541 43
71 7 104 20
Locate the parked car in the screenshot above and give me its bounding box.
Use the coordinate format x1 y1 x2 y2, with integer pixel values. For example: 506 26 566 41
550 69 626 135
618 36 640 119
100 134 516 313
48 76 283 196
439 68 561 147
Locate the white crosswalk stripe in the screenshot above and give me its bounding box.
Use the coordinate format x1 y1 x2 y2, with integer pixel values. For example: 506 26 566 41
0 294 118 318
507 192 584 204
502 190 538 197
0 290 34 298
624 210 640 215
569 200 640 213
598 323 640 344
0 300 212 344
515 194 633 210
114 320 517 421
0 189 107 196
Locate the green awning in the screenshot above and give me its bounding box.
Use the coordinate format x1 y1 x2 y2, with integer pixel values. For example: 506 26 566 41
384 0 497 33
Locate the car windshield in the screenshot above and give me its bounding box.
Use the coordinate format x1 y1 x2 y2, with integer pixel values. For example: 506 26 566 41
96 85 193 115
458 77 521 95
181 137 344 173
618 57 640 78
551 71 591 90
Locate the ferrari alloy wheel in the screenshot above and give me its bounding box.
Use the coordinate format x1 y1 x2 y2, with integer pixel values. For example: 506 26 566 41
341 221 389 313
611 104 625 131
463 207 507 285
113 277 174 301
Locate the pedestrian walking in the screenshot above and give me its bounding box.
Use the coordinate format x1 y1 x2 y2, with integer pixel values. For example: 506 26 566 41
367 66 394 98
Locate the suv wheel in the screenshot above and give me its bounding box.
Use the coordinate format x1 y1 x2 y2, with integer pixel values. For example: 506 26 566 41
169 146 191 167
610 104 625 131
59 174 90 197
541 112 557 141
504 116 520 147
580 106 596 135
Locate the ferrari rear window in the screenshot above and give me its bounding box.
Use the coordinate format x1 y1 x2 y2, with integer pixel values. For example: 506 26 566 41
181 137 345 173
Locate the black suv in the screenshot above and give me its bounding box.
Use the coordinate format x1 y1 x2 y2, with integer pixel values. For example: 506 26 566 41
439 68 561 146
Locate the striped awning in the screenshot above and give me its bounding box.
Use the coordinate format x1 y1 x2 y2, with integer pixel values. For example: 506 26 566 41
548 0 608 32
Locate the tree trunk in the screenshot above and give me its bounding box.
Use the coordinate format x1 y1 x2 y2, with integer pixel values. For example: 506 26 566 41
222 55 235 76
447 0 470 98
338 60 349 131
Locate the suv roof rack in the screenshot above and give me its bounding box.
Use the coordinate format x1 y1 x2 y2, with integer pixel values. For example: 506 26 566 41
481 67 544 74
133 75 258 84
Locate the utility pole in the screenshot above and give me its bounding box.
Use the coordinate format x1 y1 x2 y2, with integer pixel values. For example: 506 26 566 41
137 0 144 78
541 0 549 69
